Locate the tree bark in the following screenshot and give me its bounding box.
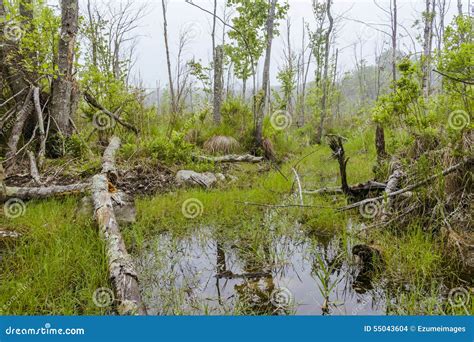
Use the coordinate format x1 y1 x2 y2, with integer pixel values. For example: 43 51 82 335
4 88 34 173
381 159 403 221
50 0 79 138
375 123 387 161
315 0 334 144
27 150 42 185
161 0 177 114
255 0 278 148
421 0 436 99
101 136 121 182
92 137 147 315
33 87 46 168
4 183 90 201
457 0 463 15
213 45 224 124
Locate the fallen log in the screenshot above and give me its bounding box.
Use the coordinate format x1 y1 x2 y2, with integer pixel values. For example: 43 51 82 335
338 159 472 212
91 137 146 315
101 136 121 182
4 183 89 200
193 154 263 163
0 230 21 239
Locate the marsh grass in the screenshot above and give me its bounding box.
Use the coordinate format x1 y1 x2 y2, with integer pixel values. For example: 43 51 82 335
0 132 469 315
0 198 109 315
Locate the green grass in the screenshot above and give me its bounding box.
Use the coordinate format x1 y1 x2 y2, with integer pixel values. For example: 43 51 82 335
0 198 109 315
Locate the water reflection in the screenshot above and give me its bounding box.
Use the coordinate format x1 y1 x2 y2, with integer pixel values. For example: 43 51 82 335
135 228 386 315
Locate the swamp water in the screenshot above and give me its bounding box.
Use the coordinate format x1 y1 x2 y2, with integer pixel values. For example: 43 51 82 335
135 220 388 315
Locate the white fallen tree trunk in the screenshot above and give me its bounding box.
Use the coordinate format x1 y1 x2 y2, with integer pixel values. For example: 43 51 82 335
91 137 146 315
0 230 21 239
4 183 89 200
101 136 121 182
193 154 264 163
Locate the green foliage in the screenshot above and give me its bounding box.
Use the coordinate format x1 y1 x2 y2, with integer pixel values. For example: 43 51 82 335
220 97 252 131
225 0 289 84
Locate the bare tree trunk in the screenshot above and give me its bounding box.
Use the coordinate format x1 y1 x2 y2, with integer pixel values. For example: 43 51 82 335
50 0 79 138
255 0 277 148
33 87 46 168
421 0 436 99
457 0 463 15
315 0 334 144
213 45 224 124
391 0 398 86
161 0 177 114
4 88 34 173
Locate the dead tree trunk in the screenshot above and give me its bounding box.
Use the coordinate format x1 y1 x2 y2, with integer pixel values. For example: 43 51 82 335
5 183 90 200
50 0 79 139
421 0 436 99
315 0 334 144
375 123 387 161
381 159 404 221
4 88 34 173
255 0 277 149
33 87 46 168
161 0 177 114
328 135 350 195
92 137 147 315
213 45 224 124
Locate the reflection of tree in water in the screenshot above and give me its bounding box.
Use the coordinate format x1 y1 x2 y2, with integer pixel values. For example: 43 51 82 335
215 235 289 315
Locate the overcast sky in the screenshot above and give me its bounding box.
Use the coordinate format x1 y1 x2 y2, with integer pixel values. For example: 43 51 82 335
113 0 470 89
